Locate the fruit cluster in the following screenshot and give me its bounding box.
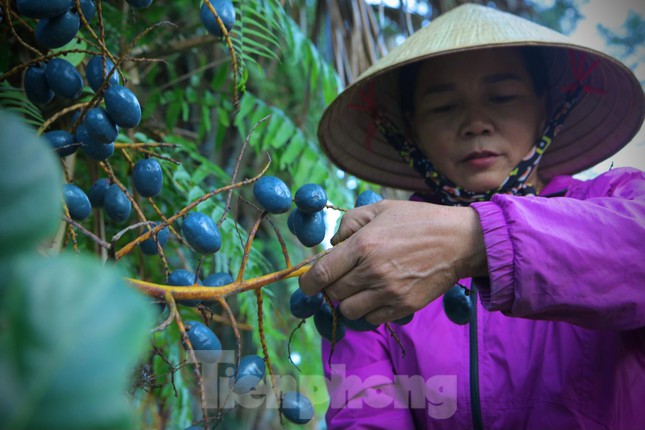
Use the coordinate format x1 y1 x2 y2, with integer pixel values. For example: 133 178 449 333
11 0 328 427
285 190 416 341
253 176 331 248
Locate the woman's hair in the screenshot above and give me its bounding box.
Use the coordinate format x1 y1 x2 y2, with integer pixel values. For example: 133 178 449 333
399 46 550 117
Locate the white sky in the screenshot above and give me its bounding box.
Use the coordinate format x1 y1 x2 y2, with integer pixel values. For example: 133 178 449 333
568 0 645 174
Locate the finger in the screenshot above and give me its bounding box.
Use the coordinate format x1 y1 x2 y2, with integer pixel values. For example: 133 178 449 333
363 306 400 325
330 203 382 246
298 241 360 296
338 288 383 321
323 264 368 301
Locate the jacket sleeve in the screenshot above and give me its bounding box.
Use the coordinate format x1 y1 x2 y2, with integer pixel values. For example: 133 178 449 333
321 328 416 429
470 167 645 330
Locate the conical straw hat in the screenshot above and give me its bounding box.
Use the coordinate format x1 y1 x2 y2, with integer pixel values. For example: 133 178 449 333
317 3 644 192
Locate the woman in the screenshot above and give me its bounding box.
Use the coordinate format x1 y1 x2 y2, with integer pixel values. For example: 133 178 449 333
299 4 645 429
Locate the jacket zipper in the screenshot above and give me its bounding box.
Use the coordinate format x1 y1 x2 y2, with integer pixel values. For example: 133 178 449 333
470 286 484 430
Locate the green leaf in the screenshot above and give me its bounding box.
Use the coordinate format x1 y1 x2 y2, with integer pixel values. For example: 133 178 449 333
269 118 295 149
0 253 155 429
279 132 306 169
0 111 62 259
52 38 87 67
0 83 45 127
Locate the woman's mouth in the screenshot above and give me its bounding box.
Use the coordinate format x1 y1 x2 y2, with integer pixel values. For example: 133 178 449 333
461 151 500 168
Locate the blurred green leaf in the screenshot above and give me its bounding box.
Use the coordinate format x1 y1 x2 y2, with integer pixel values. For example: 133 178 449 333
0 253 155 429
0 111 61 259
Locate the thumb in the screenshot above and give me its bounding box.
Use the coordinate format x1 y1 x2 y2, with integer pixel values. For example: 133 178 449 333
330 202 384 245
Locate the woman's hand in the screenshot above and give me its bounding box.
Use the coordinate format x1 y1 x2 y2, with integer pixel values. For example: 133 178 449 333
298 200 488 324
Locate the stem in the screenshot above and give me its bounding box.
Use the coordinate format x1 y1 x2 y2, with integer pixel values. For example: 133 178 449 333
115 160 271 260
126 247 333 300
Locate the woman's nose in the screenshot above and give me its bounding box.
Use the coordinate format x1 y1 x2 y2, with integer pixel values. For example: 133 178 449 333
459 106 494 137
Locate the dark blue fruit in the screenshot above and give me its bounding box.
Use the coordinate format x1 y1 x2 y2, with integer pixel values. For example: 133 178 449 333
340 310 379 332
83 140 115 160
44 58 83 100
85 108 118 143
133 158 163 197
281 391 314 425
126 0 153 7
232 354 265 395
203 272 233 287
77 0 96 21
253 176 292 214
289 289 323 319
85 56 120 92
355 190 383 207
104 85 141 128
24 64 54 105
17 0 71 19
393 313 414 325
182 212 222 255
294 183 327 214
287 210 297 235
35 10 80 49
203 272 233 306
168 269 203 307
293 209 325 247
200 0 235 37
87 178 110 207
77 125 114 160
63 184 91 221
313 303 345 342
443 285 473 325
184 320 222 363
103 183 131 223
139 223 169 255
44 130 76 157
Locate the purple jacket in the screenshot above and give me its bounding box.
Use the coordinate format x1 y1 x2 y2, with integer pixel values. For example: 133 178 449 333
322 167 645 430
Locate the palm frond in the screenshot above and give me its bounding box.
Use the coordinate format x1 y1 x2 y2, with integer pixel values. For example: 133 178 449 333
0 82 44 128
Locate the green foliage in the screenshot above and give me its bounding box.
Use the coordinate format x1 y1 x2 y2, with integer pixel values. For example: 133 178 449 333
0 111 155 429
0 112 60 257
0 82 45 128
0 254 155 430
0 0 354 426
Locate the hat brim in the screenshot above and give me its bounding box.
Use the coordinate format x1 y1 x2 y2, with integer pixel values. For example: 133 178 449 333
317 5 644 192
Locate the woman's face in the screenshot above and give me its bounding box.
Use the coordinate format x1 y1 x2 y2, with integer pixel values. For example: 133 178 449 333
410 48 546 193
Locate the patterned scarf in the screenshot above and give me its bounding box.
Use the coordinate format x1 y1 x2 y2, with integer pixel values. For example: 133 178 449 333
375 83 583 206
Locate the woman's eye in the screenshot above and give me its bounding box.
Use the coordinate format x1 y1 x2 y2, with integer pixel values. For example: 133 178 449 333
430 104 457 113
490 95 517 103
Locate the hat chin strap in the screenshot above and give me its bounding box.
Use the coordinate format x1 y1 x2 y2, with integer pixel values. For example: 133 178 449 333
377 84 583 206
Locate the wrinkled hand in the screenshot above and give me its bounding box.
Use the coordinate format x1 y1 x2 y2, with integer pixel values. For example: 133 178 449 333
298 200 488 324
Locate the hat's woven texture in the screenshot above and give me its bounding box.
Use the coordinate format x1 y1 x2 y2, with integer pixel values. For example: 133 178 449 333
317 4 644 191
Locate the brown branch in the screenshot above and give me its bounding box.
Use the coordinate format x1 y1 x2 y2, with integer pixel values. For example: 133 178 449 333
63 216 111 249
114 142 179 149
126 246 334 301
264 214 292 268
115 159 271 260
37 102 91 135
255 289 281 418
218 115 272 228
203 0 239 111
170 293 209 428
384 323 406 358
235 212 265 283
3 0 41 56
151 301 176 333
